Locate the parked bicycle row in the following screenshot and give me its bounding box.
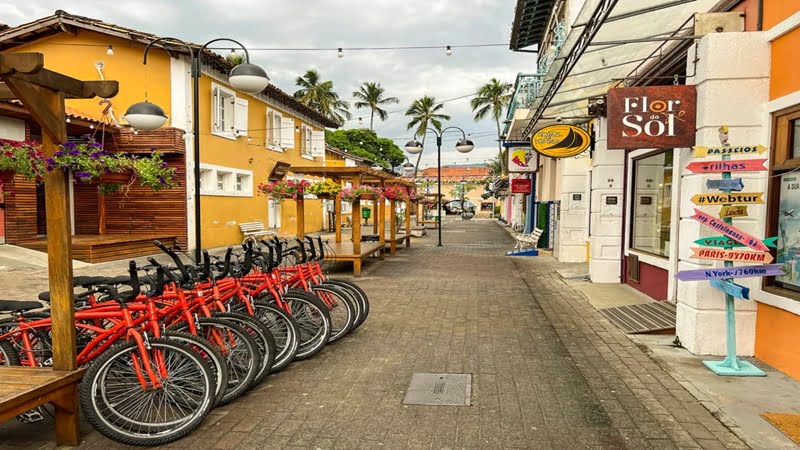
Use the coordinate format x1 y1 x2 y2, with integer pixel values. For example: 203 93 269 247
0 236 368 446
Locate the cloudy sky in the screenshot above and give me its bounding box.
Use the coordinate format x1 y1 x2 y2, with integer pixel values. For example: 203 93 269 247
2 0 535 169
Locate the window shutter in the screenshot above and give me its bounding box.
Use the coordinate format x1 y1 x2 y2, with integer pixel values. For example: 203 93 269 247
311 130 325 157
281 117 295 149
234 98 248 137
266 110 273 146
211 86 220 132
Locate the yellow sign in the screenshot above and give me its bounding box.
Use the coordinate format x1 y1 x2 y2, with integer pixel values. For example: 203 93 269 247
692 145 767 157
691 192 764 206
531 125 591 158
719 205 749 218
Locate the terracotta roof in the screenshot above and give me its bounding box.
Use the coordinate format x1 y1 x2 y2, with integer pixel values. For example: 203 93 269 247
415 166 490 181
0 10 340 129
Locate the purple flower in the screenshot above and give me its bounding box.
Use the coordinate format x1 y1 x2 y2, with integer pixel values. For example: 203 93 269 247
158 176 166 185
90 152 102 160
68 149 80 156
160 162 168 168
89 141 102 148
54 150 65 157
64 141 77 149
74 171 92 180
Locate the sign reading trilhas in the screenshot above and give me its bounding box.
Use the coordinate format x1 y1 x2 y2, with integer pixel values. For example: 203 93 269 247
530 125 590 158
607 85 697 149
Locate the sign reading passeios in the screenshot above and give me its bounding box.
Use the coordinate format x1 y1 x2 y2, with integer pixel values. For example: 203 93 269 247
607 85 696 149
531 125 590 158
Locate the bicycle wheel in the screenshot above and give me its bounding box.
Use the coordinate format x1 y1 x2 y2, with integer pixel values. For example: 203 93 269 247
0 314 52 366
325 278 370 329
0 339 20 366
280 290 331 360
80 337 214 446
163 331 228 407
306 284 356 343
213 311 275 386
247 299 300 372
168 317 260 405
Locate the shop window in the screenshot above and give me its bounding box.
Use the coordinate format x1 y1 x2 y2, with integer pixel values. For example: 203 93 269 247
199 164 252 197
768 105 800 297
630 150 673 258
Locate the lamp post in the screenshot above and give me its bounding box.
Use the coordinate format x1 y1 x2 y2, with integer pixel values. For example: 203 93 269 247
405 127 474 246
125 37 270 261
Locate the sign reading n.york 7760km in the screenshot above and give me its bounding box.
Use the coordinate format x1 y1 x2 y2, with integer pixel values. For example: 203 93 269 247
676 264 785 281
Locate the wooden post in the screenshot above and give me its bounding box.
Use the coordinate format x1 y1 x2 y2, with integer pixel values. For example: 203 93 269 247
405 197 412 247
417 202 423 225
372 200 379 234
98 192 106 235
378 198 386 260
352 197 361 275
334 193 342 243
389 199 397 255
296 197 305 240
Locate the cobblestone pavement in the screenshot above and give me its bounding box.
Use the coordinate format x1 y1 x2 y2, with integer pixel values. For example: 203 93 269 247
0 220 747 449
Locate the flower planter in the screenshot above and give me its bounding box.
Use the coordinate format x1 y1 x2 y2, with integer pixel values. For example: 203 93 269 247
98 171 132 184
359 193 375 200
315 193 333 200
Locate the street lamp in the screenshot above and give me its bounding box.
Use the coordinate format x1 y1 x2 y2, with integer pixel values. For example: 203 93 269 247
125 37 270 260
404 127 474 246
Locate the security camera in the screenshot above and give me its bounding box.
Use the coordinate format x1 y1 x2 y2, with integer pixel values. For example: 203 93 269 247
556 117 563 123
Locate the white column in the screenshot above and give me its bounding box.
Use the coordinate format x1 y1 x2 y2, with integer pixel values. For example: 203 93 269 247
675 31 770 356
589 117 625 283
558 157 591 262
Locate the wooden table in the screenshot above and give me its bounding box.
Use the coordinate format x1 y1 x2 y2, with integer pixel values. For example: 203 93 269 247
0 367 85 445
322 240 384 277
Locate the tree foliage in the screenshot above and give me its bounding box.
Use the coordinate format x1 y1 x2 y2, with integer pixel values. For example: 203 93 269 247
405 96 451 177
293 69 352 125
325 129 405 169
353 82 399 130
471 78 513 174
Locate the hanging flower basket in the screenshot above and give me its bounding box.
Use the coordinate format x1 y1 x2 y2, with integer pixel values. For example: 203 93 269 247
258 179 310 203
382 185 409 202
340 185 382 203
306 178 341 200
315 193 333 200
409 193 426 203
359 193 376 200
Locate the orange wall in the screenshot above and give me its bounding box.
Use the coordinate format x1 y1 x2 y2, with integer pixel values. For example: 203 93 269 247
769 27 800 100
755 303 800 380
731 0 761 31
763 0 800 29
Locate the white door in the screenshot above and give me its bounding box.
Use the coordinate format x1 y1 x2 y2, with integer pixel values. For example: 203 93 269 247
268 201 281 229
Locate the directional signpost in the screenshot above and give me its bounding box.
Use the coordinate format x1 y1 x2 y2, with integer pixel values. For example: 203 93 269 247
694 236 778 248
678 132 776 377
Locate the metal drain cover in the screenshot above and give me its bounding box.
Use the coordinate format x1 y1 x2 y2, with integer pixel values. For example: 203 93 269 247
402 373 471 406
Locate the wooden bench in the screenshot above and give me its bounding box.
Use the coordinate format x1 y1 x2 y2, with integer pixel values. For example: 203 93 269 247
0 367 85 446
239 221 276 244
513 227 544 251
385 233 412 255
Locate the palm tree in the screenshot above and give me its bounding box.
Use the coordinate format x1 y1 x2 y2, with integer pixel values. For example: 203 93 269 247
294 69 352 125
405 96 450 177
353 82 399 130
471 78 513 174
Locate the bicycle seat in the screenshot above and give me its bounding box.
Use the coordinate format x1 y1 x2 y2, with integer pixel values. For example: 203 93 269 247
73 276 110 287
0 300 42 312
37 291 90 303
105 275 132 285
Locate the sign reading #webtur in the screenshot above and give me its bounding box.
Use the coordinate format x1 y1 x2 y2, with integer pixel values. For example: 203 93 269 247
607 85 696 150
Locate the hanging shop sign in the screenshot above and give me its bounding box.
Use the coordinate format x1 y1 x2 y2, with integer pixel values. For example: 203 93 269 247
690 247 774 264
511 178 532 194
706 178 744 191
676 264 785 281
693 145 767 157
694 236 778 248
507 146 540 172
685 159 768 173
607 85 696 149
690 193 764 206
709 279 750 300
719 205 748 219
530 125 590 158
691 208 770 251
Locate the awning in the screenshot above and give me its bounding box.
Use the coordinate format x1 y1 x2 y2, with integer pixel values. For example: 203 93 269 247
509 0 720 140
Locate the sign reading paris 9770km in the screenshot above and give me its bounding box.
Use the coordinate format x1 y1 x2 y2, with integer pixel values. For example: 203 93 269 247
607 85 697 150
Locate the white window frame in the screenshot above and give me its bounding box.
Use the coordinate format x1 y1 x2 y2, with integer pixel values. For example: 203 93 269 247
199 163 253 197
212 83 237 140
266 109 283 152
301 124 314 160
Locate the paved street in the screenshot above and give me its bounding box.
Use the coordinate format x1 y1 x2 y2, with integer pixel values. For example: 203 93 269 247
0 220 746 449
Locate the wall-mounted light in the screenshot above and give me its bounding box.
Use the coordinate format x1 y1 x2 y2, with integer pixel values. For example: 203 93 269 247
106 45 114 56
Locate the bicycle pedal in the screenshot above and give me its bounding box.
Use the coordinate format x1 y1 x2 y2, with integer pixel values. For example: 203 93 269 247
16 409 44 424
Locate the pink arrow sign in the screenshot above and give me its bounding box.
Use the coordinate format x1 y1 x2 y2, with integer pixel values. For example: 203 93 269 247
676 264 785 281
691 209 770 251
685 159 767 173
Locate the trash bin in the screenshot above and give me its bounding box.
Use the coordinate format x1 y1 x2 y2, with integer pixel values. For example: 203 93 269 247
361 208 371 220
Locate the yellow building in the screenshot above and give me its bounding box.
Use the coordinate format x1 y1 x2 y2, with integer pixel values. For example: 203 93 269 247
0 11 339 250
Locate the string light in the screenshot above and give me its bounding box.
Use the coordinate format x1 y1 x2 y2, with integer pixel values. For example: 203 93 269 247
65 117 71 123
446 45 452 56
337 48 344 59
106 45 114 56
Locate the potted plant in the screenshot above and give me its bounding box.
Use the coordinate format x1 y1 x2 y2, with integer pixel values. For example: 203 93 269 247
382 185 409 202
409 192 426 203
257 178 310 202
306 178 341 200
340 185 382 203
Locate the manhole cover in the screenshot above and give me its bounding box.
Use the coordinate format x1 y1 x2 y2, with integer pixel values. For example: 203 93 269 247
402 373 471 406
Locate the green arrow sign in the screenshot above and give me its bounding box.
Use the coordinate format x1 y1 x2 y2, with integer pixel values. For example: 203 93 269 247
695 236 779 248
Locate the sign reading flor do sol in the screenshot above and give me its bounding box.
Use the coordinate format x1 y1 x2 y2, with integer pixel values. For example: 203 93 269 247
607 85 697 149
531 125 590 158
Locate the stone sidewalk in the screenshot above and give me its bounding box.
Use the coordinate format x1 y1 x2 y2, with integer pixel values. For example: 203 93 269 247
0 220 745 449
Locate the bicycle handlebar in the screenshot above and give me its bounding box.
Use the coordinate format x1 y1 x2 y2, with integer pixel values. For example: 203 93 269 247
153 240 190 283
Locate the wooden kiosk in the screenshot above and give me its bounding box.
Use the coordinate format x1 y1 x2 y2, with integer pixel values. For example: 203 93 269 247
0 53 119 445
288 166 414 276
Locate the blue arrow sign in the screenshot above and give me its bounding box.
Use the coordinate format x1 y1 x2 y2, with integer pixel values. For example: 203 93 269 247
706 178 744 191
709 279 750 300
676 264 786 281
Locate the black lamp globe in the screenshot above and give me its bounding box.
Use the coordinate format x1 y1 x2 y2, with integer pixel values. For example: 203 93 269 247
124 101 168 131
402 162 415 175
455 138 475 153
229 63 270 93
405 139 423 154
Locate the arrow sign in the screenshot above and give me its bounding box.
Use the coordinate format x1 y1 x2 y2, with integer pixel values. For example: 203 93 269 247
693 145 767 157
764 236 778 248
709 279 750 300
694 236 777 248
719 205 748 218
691 209 770 251
690 247 774 263
676 264 785 281
706 178 744 191
686 159 767 173
691 193 764 206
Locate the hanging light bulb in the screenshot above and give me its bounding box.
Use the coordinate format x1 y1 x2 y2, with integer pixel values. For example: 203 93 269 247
446 45 452 56
295 125 301 133
65 117 71 123
89 124 94 129
106 45 114 56
358 117 363 126
133 129 139 135
337 48 344 59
